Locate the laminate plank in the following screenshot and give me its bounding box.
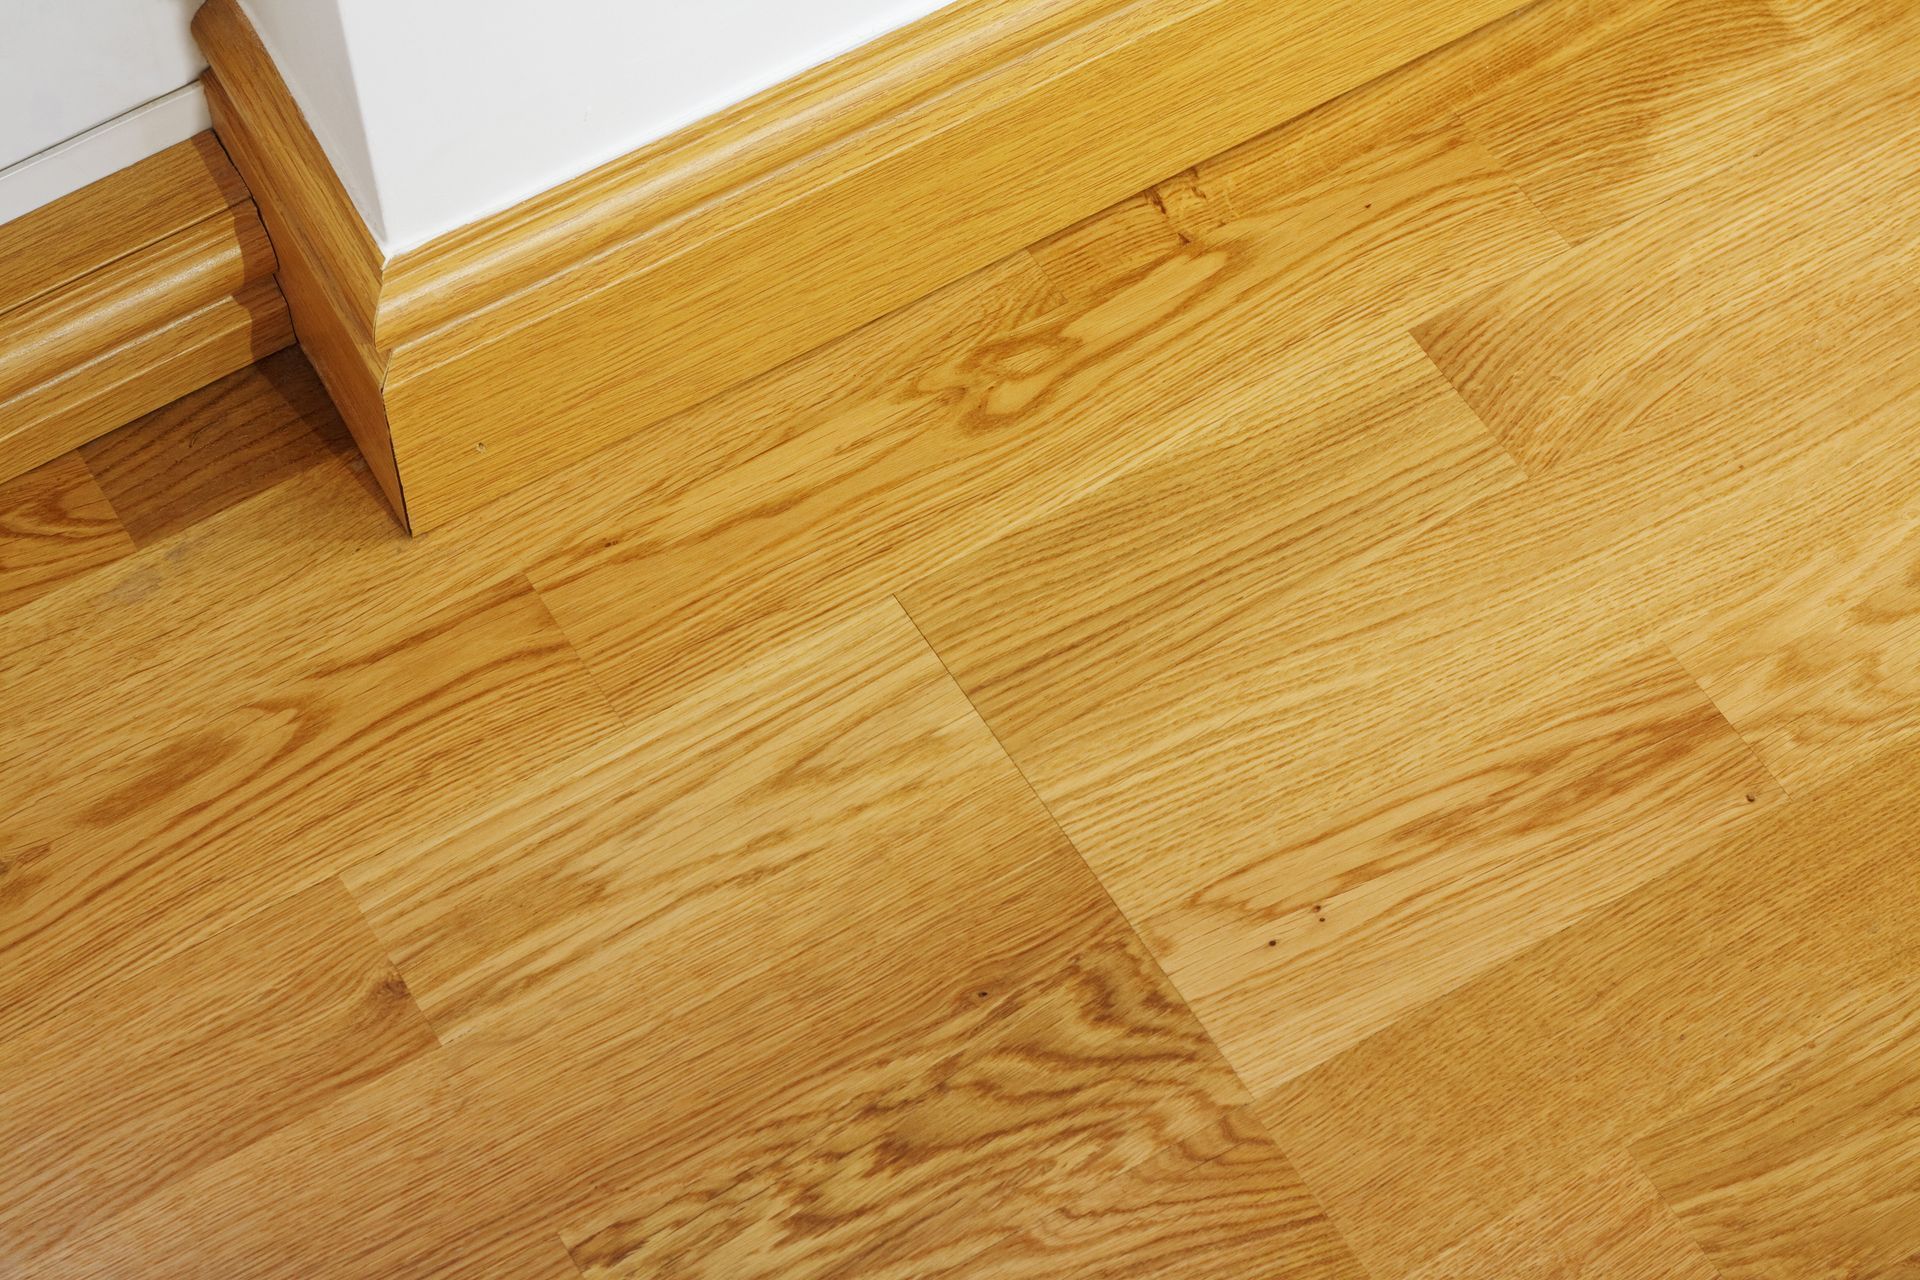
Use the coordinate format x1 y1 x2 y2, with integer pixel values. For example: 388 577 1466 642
27 599 1261 1278
529 118 1560 722
1027 190 1192 302
1400 1154 1722 1280
1449 0 1851 245
0 876 436 1267
558 927 1258 1280
907 1106 1367 1280
0 574 620 1041
0 451 134 614
1415 46 1920 474
1259 735 1920 1277
1634 988 1920 1280
79 348 347 547
0 256 1060 790
1665 503 1920 795
1162 642 1776 1093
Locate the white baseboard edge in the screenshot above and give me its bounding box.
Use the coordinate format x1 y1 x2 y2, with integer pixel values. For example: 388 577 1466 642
0 84 212 227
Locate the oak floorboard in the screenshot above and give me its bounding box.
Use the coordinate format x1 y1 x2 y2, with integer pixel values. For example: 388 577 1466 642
7 0 1920 1273
1634 987 1920 1280
906 1106 1368 1280
0 256 1064 767
1664 499 1920 795
528 116 1560 722
0 574 620 1041
1448 0 1855 245
24 600 1361 1278
0 877 436 1268
1259 734 1920 1277
78 347 349 546
0 449 134 614
1399 1153 1722 1280
1415 40 1920 474
1160 641 1777 1093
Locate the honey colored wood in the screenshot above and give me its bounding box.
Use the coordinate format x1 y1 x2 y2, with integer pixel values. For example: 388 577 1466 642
78 347 348 546
1399 1155 1722 1280
0 131 292 484
199 67 406 522
1634 989 1920 1279
0 451 134 613
194 0 1532 530
0 133 250 316
0 876 436 1268
0 279 294 482
7 1 1920 1274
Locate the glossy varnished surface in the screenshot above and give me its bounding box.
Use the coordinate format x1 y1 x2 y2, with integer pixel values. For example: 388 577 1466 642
5 1 1920 1274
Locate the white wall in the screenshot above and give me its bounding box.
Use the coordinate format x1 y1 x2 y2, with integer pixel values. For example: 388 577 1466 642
0 0 210 224
238 0 956 254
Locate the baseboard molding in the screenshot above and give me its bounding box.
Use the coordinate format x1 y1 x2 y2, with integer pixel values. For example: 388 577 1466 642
0 133 294 484
196 0 1527 533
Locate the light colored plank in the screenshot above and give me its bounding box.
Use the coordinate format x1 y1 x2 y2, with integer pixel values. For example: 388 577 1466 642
1163 642 1777 1093
1450 0 1860 244
0 451 134 613
1634 988 1920 1280
1259 735 1920 1277
1027 190 1193 302
559 927 1258 1280
1400 1153 1722 1280
0 254 1060 787
909 1106 1368 1280
31 599 1244 1278
0 876 436 1267
0 574 621 1042
1666 502 1920 795
0 132 250 317
371 0 1531 528
78 348 345 546
1415 44 1920 474
531 118 1561 722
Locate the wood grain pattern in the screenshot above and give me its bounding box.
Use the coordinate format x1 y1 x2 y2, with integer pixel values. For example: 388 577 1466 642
1634 987 1920 1279
0 128 293 484
1399 1154 1723 1280
0 451 135 613
0 876 435 1267
530 120 1559 721
1260 735 1920 1277
195 0 1532 530
912 1107 1368 1280
1162 643 1777 1093
10 1 1920 1272
0 132 251 316
79 348 347 546
0 575 620 1042
1415 43 1920 474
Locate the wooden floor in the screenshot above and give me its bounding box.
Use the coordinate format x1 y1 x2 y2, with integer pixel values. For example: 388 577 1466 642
5 1 1920 1274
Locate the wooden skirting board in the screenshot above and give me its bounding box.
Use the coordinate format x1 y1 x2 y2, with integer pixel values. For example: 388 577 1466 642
195 0 1529 533
0 133 294 485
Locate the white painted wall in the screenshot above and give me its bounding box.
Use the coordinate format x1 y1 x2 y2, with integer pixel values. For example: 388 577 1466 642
0 0 210 224
238 0 956 254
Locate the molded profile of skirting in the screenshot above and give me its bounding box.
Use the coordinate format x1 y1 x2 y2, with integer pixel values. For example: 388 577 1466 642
194 0 1530 534
0 132 294 484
